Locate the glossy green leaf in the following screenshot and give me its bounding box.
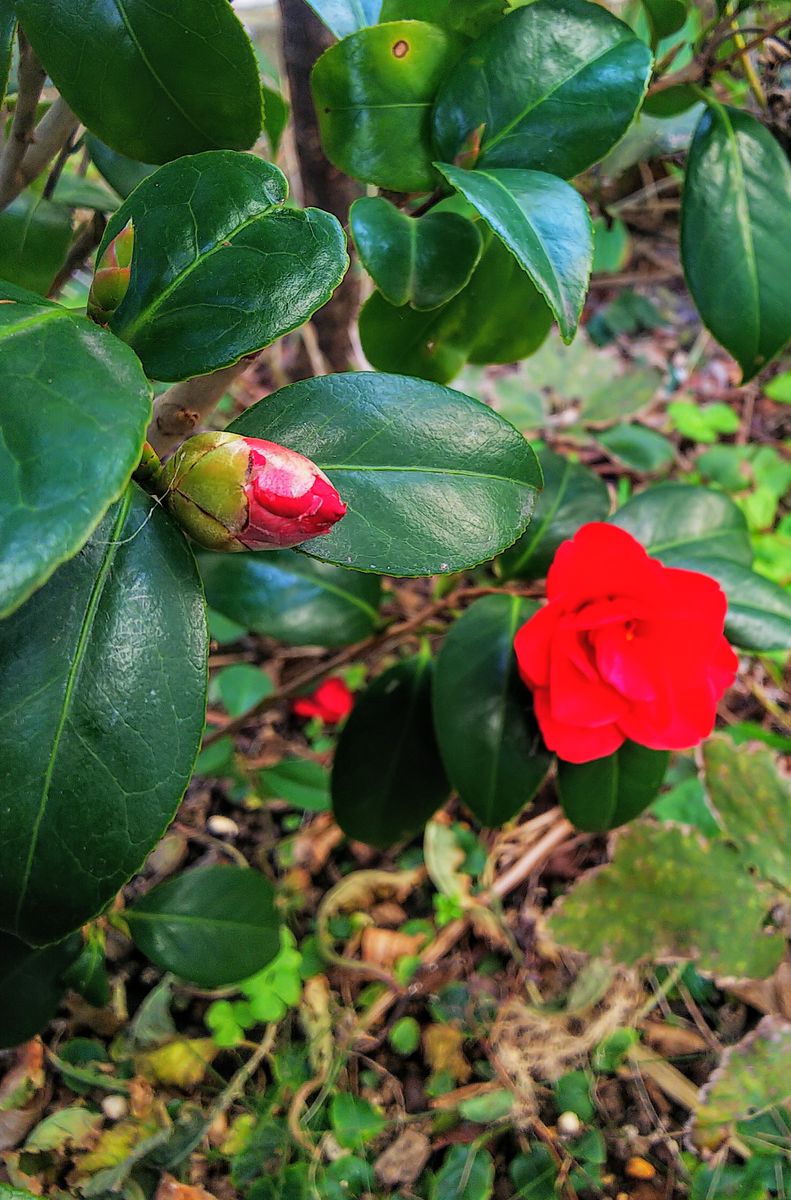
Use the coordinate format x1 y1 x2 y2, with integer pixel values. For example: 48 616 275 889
681 104 791 381
498 447 610 581
437 165 592 341
610 483 752 566
262 84 290 156
201 551 382 648
592 216 631 275
0 0 14 108
231 372 542 576
98 152 348 382
704 737 791 893
0 486 208 946
0 932 81 1050
359 234 552 383
332 649 450 847
596 423 675 472
16 0 262 164
0 191 72 295
125 866 280 988
0 291 151 617
549 823 784 978
664 557 791 651
641 0 688 41
434 595 552 826
558 743 669 832
312 21 461 191
432 0 652 179
85 133 157 200
431 1146 495 1200
306 0 382 38
258 760 330 813
350 196 481 310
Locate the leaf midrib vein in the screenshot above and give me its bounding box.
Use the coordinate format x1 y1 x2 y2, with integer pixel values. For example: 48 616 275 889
14 490 132 930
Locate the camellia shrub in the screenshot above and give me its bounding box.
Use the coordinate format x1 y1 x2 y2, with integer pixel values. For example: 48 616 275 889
1 0 791 1058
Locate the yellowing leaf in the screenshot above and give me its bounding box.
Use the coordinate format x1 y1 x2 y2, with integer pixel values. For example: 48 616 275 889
135 1039 218 1090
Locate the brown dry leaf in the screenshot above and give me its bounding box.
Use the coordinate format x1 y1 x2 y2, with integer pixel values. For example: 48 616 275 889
728 959 791 1020
642 1020 711 1058
156 1172 217 1200
360 927 427 968
135 1039 218 1090
423 1025 472 1084
292 813 343 874
0 1040 46 1151
374 1128 431 1187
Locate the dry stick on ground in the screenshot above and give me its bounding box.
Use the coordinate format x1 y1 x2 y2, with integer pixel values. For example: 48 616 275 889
147 359 254 458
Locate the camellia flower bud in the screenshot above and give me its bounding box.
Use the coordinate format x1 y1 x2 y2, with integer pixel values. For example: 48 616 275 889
162 430 347 552
87 221 134 324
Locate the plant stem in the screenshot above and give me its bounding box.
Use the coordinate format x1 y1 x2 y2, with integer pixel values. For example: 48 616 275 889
147 359 252 457
49 212 107 298
0 32 45 210
19 97 79 193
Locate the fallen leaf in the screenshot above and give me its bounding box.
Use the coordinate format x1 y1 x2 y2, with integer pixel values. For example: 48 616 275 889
156 1172 217 1200
135 1039 218 1090
375 1128 431 1187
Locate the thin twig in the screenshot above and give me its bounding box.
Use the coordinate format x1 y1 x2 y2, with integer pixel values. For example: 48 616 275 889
0 32 45 210
147 358 253 457
18 97 79 192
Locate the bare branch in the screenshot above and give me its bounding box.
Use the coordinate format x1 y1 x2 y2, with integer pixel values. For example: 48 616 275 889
0 32 45 210
147 359 252 458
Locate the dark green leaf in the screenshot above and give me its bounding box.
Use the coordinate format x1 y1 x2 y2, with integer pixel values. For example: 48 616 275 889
230 372 542 576
681 104 791 380
305 0 382 38
592 216 631 275
0 932 81 1049
259 760 331 813
85 133 156 199
641 0 688 41
99 152 348 382
596 423 675 472
432 0 652 179
436 165 592 341
201 551 382 648
0 486 207 945
0 190 72 295
662 557 791 651
0 0 14 108
431 1145 495 1200
332 649 450 846
350 196 482 310
558 742 669 832
549 823 785 978
61 933 110 1009
610 483 752 566
312 21 461 191
16 0 262 163
359 234 552 383
0 291 151 617
434 595 552 826
125 866 280 988
498 447 610 581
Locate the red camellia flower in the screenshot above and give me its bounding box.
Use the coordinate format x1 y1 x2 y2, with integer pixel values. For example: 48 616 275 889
514 523 738 764
293 677 354 724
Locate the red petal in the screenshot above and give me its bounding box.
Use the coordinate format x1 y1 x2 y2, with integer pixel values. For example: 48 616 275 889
534 690 625 763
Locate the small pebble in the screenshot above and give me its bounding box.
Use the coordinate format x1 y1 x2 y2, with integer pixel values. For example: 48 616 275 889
626 1156 656 1180
102 1095 128 1121
207 815 239 837
557 1110 582 1137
